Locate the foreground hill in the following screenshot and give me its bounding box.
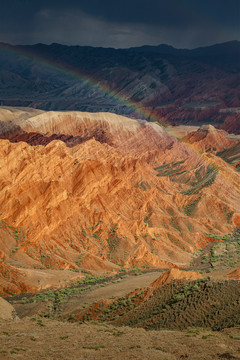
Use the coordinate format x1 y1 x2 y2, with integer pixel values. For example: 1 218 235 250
113 278 240 331
0 109 239 295
0 41 239 132
1 316 240 360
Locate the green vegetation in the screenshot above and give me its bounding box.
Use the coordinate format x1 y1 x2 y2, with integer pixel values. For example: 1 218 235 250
181 166 218 195
191 228 240 271
226 211 234 221
154 161 218 202
14 274 109 306
206 234 230 240
169 217 181 233
78 291 147 323
92 233 99 239
69 276 240 331
183 197 201 216
9 269 147 310
155 160 186 178
135 181 151 191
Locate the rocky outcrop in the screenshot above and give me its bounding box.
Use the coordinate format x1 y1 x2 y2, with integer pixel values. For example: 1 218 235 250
218 113 240 134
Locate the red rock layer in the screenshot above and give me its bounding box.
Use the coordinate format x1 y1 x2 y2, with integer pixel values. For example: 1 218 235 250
0 110 239 294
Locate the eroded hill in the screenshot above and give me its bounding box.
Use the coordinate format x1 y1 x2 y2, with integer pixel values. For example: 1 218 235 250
0 109 240 295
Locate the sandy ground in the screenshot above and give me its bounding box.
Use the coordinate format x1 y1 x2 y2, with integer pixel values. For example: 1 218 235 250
0 318 240 360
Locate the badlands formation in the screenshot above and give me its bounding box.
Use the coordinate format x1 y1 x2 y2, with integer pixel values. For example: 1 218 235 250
183 124 237 153
0 107 240 295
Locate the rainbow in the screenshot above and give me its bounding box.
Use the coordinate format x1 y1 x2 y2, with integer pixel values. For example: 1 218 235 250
0 42 234 179
0 42 157 122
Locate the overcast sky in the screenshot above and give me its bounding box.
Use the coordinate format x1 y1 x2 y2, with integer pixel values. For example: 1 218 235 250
1 0 239 48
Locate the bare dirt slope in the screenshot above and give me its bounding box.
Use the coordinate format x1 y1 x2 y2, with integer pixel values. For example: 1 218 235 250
0 298 17 320
227 269 240 279
0 318 240 360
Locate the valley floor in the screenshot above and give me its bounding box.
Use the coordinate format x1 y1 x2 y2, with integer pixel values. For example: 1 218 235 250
11 271 162 319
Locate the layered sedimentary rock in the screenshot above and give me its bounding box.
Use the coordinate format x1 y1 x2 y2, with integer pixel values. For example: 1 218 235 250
0 109 239 294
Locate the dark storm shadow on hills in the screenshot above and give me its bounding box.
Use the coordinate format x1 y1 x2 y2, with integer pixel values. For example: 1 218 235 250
0 41 239 132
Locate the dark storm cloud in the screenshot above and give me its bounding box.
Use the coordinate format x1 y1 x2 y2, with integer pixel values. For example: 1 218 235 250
0 0 239 48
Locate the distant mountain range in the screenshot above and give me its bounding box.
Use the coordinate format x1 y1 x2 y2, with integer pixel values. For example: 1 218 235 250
0 41 239 132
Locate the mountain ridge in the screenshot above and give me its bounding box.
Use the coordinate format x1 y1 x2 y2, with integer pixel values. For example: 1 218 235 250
0 41 239 133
